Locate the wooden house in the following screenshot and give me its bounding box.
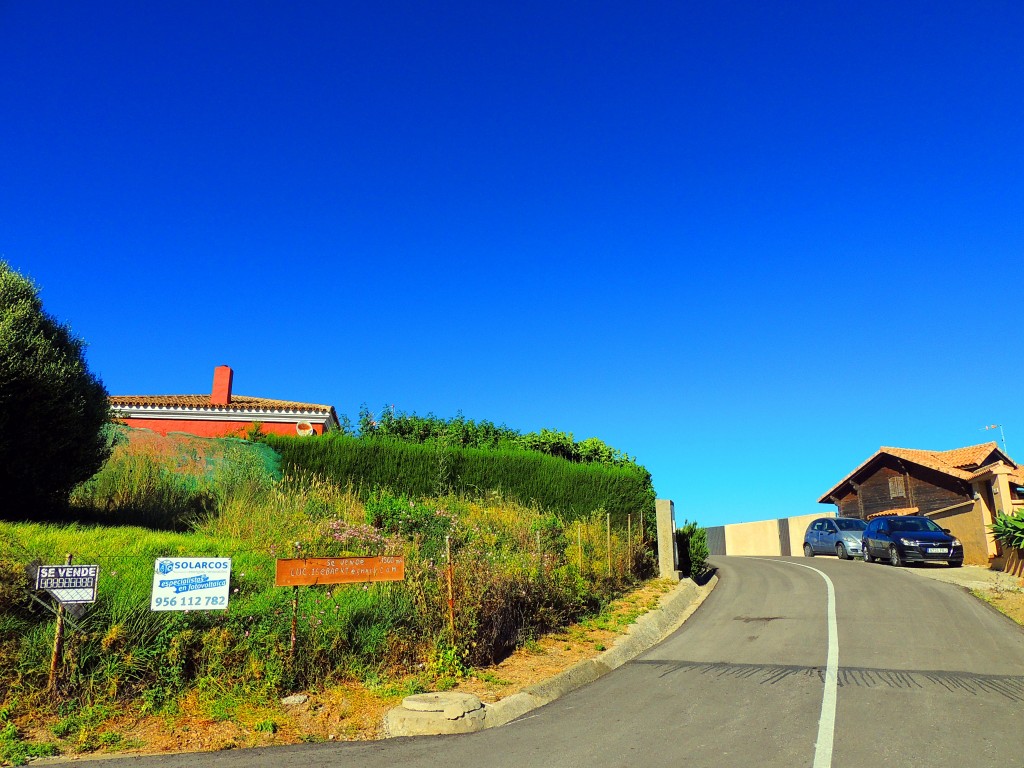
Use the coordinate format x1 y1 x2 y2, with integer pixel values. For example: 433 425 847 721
818 443 1024 565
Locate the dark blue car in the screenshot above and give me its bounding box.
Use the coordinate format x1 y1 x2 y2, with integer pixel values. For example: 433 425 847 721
862 515 964 567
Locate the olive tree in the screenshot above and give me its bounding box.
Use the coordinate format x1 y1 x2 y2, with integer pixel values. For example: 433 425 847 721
0 262 110 512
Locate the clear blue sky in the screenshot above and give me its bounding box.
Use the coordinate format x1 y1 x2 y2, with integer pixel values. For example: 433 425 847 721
2 2 1021 528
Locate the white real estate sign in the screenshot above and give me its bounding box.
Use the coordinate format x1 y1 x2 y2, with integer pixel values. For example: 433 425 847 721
151 557 231 611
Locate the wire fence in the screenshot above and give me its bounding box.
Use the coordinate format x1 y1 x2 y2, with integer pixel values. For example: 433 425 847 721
6 517 658 695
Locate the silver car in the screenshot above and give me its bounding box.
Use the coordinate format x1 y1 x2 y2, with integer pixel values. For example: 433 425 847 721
803 517 867 559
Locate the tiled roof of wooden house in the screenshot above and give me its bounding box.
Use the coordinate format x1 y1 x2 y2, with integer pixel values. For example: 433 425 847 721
935 443 1000 469
819 442 1018 504
881 447 974 480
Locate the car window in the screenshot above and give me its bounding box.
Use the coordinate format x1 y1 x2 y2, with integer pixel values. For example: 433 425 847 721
835 519 867 531
890 517 943 533
812 521 827 531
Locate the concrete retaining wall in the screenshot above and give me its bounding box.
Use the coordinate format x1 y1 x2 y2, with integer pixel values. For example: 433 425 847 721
707 513 823 557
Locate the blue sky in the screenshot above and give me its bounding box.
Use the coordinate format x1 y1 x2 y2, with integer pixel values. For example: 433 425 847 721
2 2 1021 527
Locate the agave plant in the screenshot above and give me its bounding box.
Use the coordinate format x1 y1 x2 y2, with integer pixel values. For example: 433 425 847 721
990 512 1024 550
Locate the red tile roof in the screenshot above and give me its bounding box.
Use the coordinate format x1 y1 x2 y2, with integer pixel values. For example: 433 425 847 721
881 447 975 481
110 394 335 414
819 442 1018 504
866 507 919 520
935 443 1001 469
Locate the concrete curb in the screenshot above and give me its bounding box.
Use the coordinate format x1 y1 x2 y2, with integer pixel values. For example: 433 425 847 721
385 574 718 736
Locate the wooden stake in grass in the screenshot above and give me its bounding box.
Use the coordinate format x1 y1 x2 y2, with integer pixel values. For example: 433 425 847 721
47 553 72 692
577 521 583 574
606 513 612 576
446 536 455 638
627 514 632 576
290 586 298 665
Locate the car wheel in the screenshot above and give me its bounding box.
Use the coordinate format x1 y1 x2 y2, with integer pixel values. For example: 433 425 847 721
863 544 873 563
803 543 814 558
835 543 848 560
889 545 904 567
949 560 963 568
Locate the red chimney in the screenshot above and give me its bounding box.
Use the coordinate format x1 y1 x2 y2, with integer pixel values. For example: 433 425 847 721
211 365 233 405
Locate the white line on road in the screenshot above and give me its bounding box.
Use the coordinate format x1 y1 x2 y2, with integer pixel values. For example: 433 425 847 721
753 559 838 768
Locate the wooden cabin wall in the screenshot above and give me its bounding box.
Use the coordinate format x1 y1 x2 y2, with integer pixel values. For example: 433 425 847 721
857 464 917 518
851 460 969 518
908 465 971 514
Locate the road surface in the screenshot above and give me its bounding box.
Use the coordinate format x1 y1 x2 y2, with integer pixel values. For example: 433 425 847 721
81 556 1024 768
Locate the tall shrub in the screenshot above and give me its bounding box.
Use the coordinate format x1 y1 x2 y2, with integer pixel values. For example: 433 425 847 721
0 262 110 513
676 520 709 579
356 406 642 470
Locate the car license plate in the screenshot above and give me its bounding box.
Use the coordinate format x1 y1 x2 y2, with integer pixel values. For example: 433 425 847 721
926 547 947 554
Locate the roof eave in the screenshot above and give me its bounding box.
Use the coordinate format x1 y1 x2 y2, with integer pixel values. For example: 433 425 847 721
111 403 336 426
818 447 975 504
818 449 886 504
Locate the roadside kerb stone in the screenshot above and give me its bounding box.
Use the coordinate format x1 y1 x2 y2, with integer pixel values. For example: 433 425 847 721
384 692 486 736
384 574 718 736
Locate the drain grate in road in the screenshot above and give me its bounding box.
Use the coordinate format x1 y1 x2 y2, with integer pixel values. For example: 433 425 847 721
633 660 1024 701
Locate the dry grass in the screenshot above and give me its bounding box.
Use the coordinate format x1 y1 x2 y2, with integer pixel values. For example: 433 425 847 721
19 579 677 758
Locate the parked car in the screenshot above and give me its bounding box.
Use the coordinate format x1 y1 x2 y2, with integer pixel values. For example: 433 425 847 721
861 515 964 567
803 517 867 559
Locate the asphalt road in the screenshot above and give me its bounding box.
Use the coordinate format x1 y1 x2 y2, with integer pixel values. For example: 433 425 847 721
81 555 1024 768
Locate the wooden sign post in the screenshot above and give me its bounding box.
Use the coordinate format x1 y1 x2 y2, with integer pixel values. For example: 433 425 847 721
275 556 405 666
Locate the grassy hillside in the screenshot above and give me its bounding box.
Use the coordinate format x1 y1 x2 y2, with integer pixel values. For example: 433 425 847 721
1 429 656 741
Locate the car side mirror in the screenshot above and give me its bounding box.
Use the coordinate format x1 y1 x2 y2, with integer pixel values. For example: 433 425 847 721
879 527 889 535
942 528 951 534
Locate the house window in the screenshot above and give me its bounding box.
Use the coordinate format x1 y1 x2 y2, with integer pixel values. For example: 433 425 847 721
889 476 906 498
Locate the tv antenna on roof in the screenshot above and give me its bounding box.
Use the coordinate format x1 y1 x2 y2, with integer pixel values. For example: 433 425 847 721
981 424 1008 455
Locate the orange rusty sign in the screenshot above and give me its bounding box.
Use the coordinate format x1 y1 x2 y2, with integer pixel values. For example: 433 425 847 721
274 556 405 587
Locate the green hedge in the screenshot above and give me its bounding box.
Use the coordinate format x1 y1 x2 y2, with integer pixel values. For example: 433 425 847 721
266 434 654 526
675 520 709 580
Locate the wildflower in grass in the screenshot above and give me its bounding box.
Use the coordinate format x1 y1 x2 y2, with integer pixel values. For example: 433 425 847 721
326 520 387 551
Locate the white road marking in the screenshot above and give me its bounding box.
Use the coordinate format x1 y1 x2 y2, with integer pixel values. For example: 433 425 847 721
753 558 838 768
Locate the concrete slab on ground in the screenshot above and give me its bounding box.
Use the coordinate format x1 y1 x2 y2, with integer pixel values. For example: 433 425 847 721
902 563 1024 592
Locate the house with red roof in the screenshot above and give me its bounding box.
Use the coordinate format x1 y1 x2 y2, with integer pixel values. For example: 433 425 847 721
110 365 339 438
819 442 1024 565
